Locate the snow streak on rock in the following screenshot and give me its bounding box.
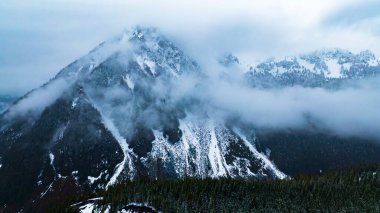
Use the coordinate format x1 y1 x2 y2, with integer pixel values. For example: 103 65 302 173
207 121 227 177
233 128 287 179
90 100 136 188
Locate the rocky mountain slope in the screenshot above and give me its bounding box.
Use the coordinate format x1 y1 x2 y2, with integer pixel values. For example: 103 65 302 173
223 49 380 88
1 27 380 212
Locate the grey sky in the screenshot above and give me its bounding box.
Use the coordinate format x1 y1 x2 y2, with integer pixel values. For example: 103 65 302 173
1 0 380 95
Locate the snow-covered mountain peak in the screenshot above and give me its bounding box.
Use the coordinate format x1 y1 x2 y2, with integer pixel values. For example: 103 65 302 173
236 48 380 88
55 26 198 82
3 28 380 212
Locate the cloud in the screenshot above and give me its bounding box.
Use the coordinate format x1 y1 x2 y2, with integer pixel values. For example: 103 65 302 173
199 77 380 139
1 0 380 141
5 78 70 120
1 0 380 95
3 22 380 142
323 1 380 26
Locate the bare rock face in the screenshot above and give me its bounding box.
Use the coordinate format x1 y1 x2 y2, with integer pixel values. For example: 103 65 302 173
1 27 380 211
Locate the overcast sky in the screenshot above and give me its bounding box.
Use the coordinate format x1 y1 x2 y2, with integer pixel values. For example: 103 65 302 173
1 0 380 95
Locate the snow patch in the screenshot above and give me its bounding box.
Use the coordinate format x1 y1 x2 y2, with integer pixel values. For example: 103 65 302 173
135 55 144 70
144 60 156 75
368 59 379 66
135 55 157 76
207 121 227 177
233 128 287 179
102 116 130 188
49 153 54 166
119 202 160 213
276 66 287 75
79 203 95 213
93 106 135 188
88 171 103 184
325 59 342 78
123 75 135 90
71 97 79 109
342 63 352 71
298 58 315 72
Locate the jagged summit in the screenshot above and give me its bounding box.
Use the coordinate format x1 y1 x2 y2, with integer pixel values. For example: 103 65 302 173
55 26 198 81
0 27 288 208
1 27 380 212
231 48 380 88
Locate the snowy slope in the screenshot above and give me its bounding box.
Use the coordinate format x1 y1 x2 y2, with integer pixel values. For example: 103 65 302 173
3 27 380 212
219 49 380 88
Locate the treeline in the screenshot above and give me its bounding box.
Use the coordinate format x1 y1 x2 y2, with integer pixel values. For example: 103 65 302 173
52 165 380 212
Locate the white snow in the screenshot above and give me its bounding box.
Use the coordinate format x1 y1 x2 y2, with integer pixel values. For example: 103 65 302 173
276 66 287 75
123 75 135 90
79 203 95 213
88 97 135 188
134 55 157 76
178 118 208 177
233 128 287 179
231 157 256 177
207 121 227 177
102 115 130 188
368 59 379 66
88 171 103 184
94 108 135 188
144 60 156 75
71 97 79 109
103 206 111 213
49 153 54 166
342 63 351 71
40 182 53 198
325 59 342 78
135 55 145 70
118 202 159 213
298 58 315 72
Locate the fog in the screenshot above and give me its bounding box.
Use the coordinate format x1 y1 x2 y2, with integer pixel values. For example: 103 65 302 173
1 0 380 94
201 77 380 139
1 0 380 140
4 78 70 120
2 27 380 141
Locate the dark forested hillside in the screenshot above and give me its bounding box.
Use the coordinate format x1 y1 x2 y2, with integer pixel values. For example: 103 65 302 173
50 165 380 213
254 129 380 176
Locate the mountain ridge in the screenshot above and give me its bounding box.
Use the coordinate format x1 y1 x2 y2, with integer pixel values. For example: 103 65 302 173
1 26 380 212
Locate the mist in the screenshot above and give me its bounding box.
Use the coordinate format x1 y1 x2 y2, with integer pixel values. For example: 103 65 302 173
1 0 380 141
2 0 380 94
200 77 380 139
141 60 378 140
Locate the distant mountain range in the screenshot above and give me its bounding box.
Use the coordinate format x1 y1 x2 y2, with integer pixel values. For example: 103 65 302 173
221 48 379 88
1 27 379 212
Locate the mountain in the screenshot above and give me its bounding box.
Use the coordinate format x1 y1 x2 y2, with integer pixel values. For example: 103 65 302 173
223 49 380 88
0 95 16 114
63 165 380 212
1 27 380 212
0 27 285 211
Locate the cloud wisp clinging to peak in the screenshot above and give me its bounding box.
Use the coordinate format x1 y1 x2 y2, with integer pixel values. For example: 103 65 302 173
3 26 380 142
1 0 380 94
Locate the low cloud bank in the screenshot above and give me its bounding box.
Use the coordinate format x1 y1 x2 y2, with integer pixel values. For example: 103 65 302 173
165 68 380 140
